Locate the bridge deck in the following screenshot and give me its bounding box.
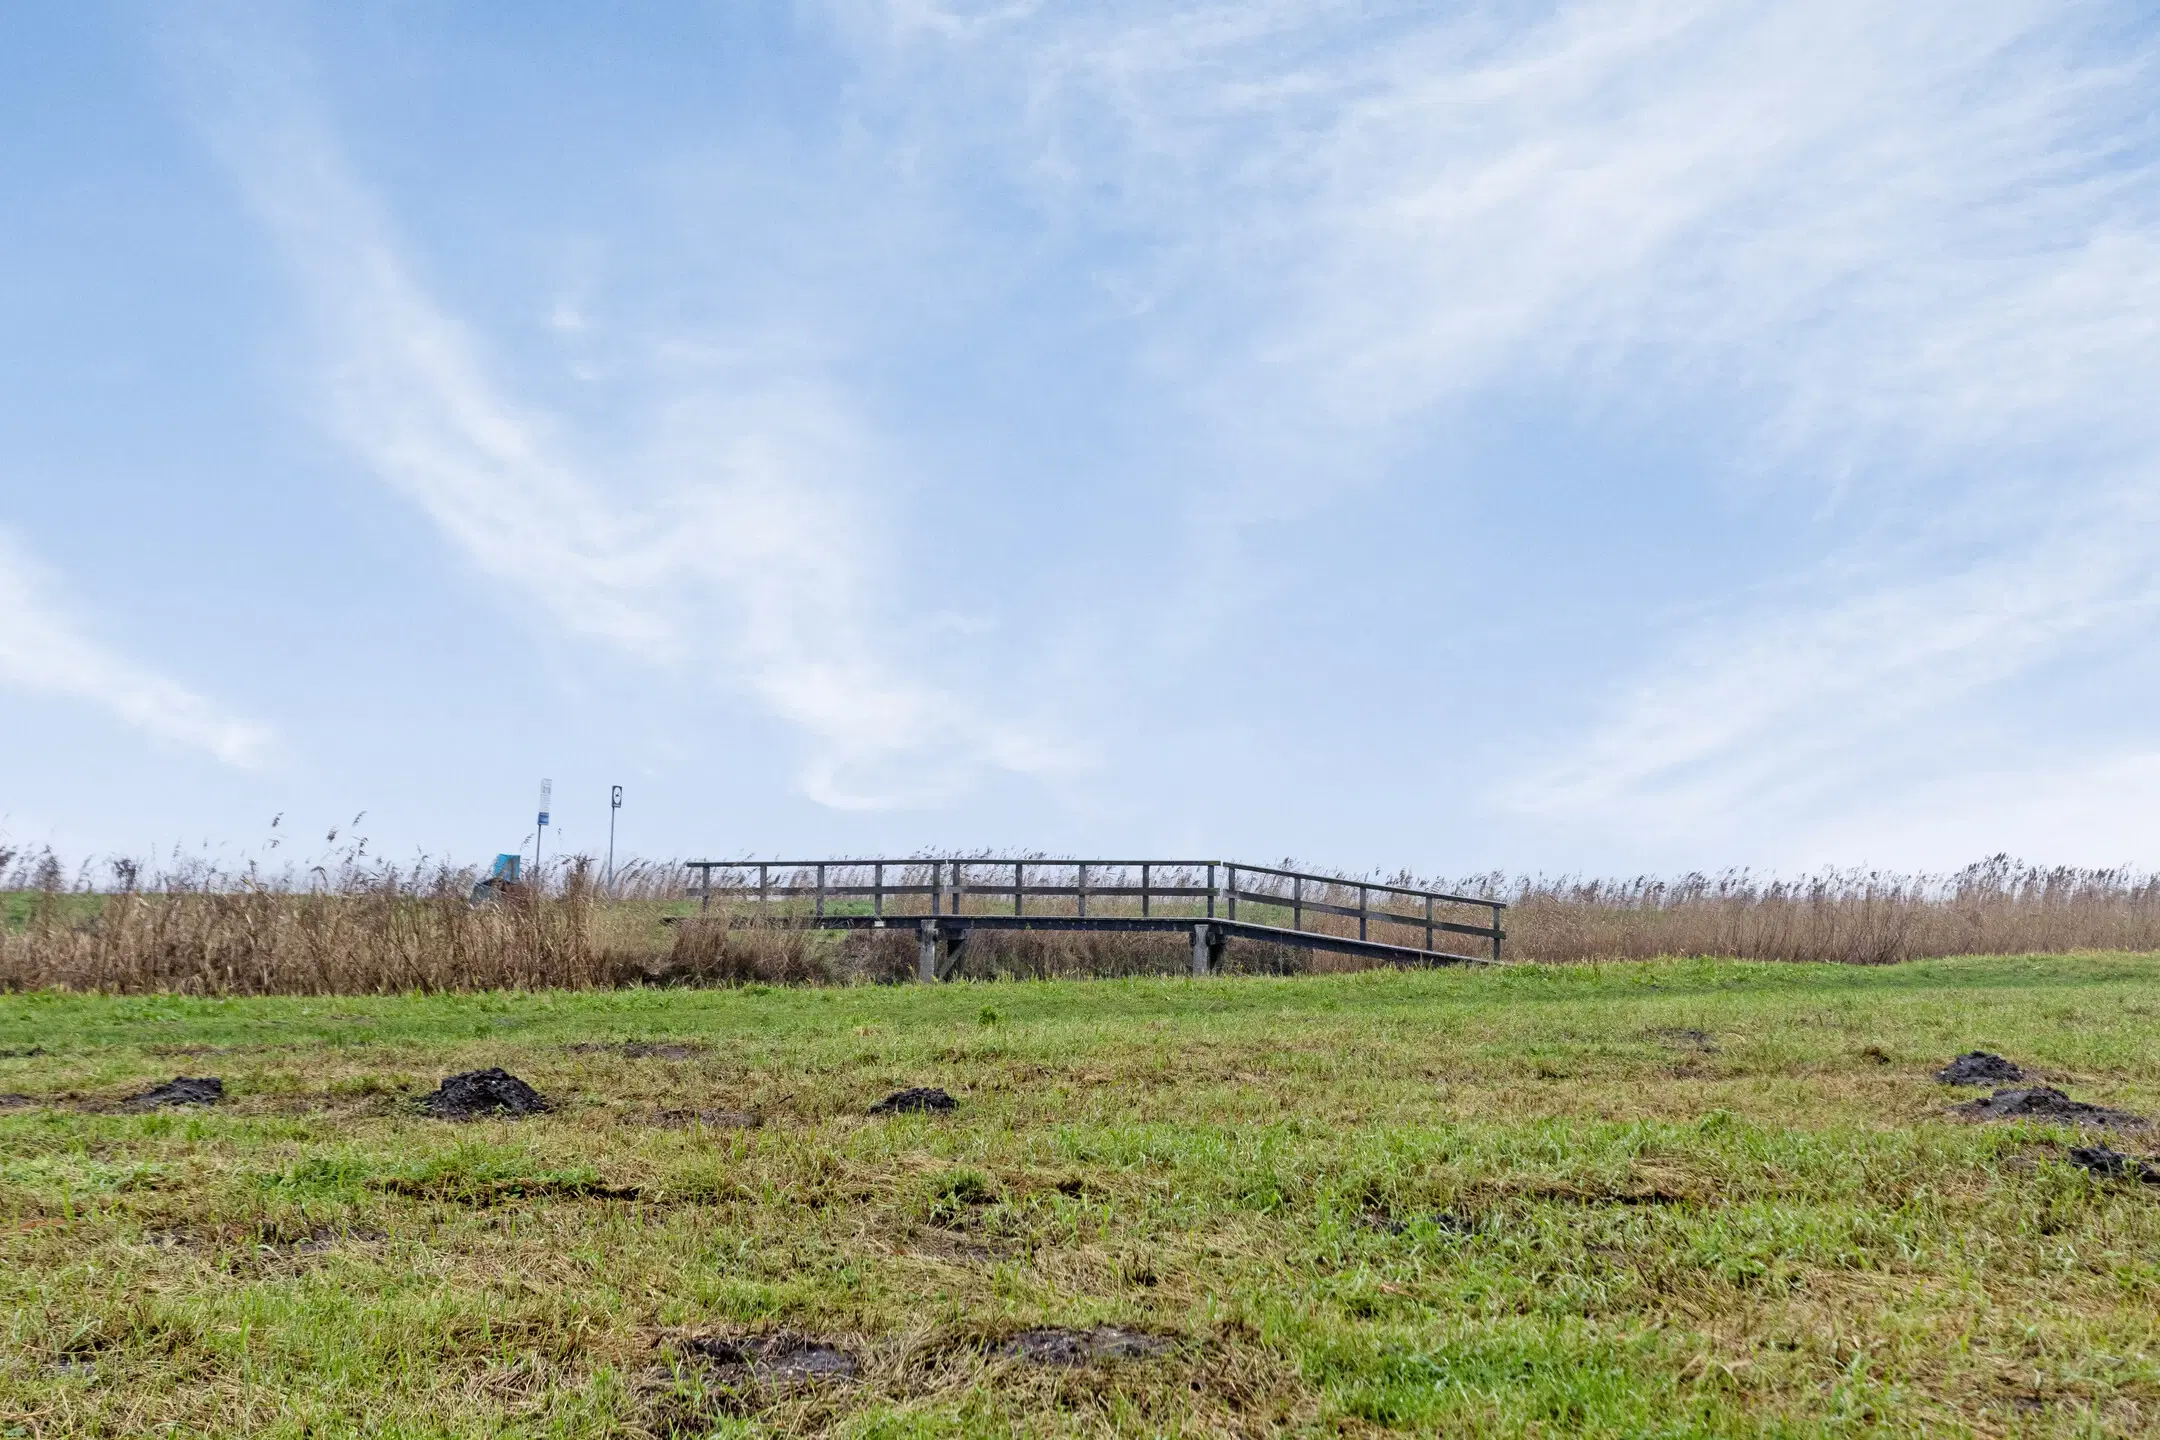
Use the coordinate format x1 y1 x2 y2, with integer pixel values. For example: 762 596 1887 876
820 912 1491 969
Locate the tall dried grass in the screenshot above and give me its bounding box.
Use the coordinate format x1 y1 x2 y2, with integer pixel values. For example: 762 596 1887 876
3 846 2156 995
1482 856 2160 965
0 854 615 994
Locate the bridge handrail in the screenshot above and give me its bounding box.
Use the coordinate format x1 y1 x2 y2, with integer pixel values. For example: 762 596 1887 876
679 857 1506 961
1214 860 1501 911
680 858 1502 907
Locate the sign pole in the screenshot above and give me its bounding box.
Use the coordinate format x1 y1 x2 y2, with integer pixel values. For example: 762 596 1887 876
606 785 622 894
534 777 552 891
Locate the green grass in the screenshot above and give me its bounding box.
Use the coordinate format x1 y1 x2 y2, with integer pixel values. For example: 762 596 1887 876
0 891 105 934
3 954 2159 1437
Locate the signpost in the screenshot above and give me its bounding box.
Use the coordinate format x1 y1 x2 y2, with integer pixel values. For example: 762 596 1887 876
606 784 623 894
534 778 552 887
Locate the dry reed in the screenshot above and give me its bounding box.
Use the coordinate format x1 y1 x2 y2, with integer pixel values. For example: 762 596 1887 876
1483 856 2160 964
3 846 2156 995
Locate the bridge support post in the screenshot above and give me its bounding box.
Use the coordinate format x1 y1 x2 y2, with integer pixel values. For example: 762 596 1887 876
1191 923 1209 978
939 925 970 981
918 920 937 983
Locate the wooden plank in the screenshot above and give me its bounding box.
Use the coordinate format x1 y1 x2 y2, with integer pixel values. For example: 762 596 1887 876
791 913 1494 967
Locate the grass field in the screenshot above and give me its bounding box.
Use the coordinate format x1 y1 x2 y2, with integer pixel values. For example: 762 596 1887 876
3 954 2159 1437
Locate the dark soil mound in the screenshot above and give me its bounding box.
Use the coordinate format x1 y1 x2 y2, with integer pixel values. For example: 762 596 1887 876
125 1076 224 1110
685 1333 858 1381
1957 1086 2147 1129
420 1068 551 1119
870 1087 956 1115
1936 1052 2024 1085
997 1327 1171 1366
2067 1144 2157 1181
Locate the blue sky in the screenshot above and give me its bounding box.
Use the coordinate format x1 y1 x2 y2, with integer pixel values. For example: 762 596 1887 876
4 1 2159 878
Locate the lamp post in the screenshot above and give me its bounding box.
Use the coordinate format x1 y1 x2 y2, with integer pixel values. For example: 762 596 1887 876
534 778 551 890
606 785 622 894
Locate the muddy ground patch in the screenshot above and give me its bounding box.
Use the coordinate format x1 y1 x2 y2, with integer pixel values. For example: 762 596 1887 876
870 1087 956 1114
1957 1085 2148 1129
995 1327 1173 1366
418 1068 552 1119
1937 1051 2025 1085
122 1076 223 1111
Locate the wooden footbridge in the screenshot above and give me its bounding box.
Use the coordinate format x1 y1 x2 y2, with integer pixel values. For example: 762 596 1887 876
680 858 1505 980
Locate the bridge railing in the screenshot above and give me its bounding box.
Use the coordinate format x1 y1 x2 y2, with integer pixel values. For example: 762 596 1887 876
1218 861 1507 957
680 858 1505 962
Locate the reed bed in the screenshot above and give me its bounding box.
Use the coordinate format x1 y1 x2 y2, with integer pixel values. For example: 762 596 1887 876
2 847 2156 994
1493 857 2160 965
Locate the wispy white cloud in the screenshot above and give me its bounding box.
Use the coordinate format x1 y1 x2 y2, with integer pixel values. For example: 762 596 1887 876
161 1 2160 850
182 23 1074 808
833 0 2160 854
861 1 2154 458
0 530 272 768
1509 526 2160 842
